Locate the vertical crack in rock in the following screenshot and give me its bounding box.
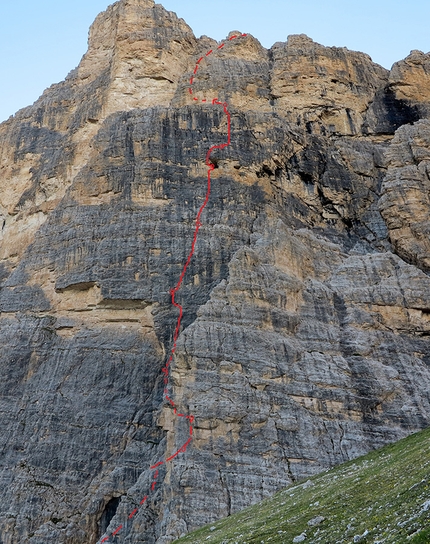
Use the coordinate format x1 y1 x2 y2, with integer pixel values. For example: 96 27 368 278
218 470 232 517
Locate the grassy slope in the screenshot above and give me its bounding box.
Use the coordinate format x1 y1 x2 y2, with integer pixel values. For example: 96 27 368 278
174 428 430 544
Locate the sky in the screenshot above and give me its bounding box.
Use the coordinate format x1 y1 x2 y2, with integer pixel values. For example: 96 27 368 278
1 0 429 123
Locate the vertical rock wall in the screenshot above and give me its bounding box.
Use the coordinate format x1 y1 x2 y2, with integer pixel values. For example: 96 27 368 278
0 1 430 542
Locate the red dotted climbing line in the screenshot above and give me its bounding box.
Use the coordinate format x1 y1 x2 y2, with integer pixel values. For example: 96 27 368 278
188 34 247 103
99 32 247 543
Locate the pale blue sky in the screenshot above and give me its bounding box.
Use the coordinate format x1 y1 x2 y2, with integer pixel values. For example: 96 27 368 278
1 0 429 123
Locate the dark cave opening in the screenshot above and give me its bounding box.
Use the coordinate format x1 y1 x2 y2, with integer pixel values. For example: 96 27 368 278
99 496 121 537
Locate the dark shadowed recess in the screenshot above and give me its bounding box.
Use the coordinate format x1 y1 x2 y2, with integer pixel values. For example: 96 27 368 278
99 496 121 537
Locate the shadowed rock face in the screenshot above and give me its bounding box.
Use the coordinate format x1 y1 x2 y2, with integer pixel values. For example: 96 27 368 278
1 1 430 542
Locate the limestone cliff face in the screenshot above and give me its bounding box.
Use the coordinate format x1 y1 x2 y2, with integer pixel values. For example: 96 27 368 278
0 1 429 543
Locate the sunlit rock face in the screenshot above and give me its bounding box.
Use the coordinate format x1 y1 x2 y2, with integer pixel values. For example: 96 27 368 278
0 1 429 542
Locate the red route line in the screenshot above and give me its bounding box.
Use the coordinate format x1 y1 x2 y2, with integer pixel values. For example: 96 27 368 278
98 32 247 544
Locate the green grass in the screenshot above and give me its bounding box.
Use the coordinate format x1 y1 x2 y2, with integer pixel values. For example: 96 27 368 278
174 428 430 544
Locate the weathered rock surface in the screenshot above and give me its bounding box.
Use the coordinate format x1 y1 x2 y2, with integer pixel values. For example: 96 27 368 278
389 50 430 117
0 0 429 543
380 119 430 272
270 34 388 136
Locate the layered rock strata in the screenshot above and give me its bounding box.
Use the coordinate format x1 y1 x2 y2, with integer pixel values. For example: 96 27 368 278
0 1 430 542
